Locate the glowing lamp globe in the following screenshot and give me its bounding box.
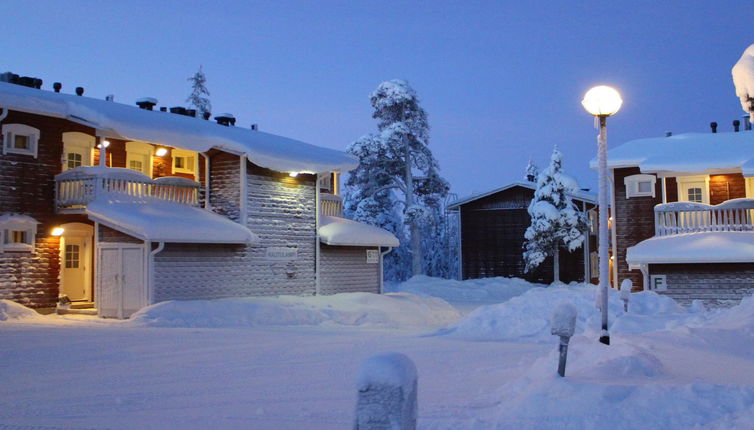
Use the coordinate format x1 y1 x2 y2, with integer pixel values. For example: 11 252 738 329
582 86 623 116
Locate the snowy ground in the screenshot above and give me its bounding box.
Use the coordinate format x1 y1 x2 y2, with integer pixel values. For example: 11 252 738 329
2 278 754 429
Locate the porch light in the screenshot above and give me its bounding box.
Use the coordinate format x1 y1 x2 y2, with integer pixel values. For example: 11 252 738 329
96 140 110 149
155 148 168 157
51 227 64 236
581 86 623 117
289 172 299 177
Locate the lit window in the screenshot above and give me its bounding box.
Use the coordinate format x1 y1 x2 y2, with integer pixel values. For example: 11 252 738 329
172 149 198 179
2 124 40 158
688 187 703 203
624 174 657 199
65 244 80 269
129 159 143 172
125 141 153 177
67 153 83 169
0 214 39 253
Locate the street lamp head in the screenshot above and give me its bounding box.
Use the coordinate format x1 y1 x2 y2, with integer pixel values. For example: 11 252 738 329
582 85 623 117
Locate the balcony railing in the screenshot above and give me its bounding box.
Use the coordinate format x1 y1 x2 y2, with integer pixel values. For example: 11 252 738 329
654 198 754 236
320 193 343 217
55 166 200 212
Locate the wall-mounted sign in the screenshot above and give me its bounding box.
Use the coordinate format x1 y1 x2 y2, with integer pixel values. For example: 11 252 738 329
366 249 379 264
649 275 667 291
266 247 298 261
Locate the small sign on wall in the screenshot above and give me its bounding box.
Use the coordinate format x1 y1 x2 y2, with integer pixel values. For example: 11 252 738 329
648 275 667 291
366 249 379 264
266 247 298 261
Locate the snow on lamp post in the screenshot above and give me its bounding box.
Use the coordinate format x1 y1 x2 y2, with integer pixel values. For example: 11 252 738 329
582 85 622 346
551 302 577 377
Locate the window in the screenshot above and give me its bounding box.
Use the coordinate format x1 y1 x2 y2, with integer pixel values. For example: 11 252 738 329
624 174 656 199
2 124 40 158
125 141 154 177
0 214 39 252
65 244 80 268
67 153 83 169
677 175 709 204
171 148 198 179
687 187 703 203
62 132 95 171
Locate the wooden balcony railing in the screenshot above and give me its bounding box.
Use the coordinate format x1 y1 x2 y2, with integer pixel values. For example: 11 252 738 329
320 193 343 217
55 166 200 212
654 198 754 236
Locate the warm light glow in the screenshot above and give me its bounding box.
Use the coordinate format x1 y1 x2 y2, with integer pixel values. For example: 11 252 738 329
51 227 64 236
155 148 168 157
289 172 299 177
97 140 111 149
582 85 623 116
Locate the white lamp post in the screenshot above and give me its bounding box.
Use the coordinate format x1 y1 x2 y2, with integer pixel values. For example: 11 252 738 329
582 85 622 346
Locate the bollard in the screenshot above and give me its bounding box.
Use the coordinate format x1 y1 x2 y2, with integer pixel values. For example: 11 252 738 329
354 353 417 430
551 303 577 377
620 279 632 313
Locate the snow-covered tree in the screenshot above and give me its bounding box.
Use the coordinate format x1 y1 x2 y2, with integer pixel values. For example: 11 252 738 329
523 147 588 283
525 158 539 182
344 79 450 280
733 43 754 122
186 66 211 118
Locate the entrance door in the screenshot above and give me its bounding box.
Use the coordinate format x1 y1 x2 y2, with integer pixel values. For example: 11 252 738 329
97 244 146 318
59 223 93 302
678 177 709 204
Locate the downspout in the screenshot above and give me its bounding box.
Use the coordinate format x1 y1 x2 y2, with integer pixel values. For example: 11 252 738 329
239 153 248 225
148 241 165 305
639 264 649 291
0 108 8 123
380 247 393 295
94 221 100 317
582 201 590 283
200 152 210 210
609 169 618 289
315 173 321 295
457 207 463 280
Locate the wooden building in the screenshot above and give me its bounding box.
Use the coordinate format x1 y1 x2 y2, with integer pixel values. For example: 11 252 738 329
448 182 597 284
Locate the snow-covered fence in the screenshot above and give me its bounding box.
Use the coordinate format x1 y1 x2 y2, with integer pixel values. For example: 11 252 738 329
551 303 577 378
321 193 344 217
654 199 754 236
355 353 417 430
55 166 200 209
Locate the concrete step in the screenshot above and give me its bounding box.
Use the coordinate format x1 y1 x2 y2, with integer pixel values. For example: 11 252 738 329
57 307 98 316
70 302 95 309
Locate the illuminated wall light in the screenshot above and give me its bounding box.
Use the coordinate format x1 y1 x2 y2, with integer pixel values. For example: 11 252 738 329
51 227 65 236
289 172 299 177
97 140 111 149
155 148 168 157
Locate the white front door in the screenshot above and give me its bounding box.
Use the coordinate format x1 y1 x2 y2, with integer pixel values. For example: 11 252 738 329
59 223 94 302
97 244 147 319
678 177 709 204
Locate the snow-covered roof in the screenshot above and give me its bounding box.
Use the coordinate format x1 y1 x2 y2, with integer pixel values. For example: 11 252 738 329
447 181 596 210
0 82 357 174
319 215 399 247
591 131 754 176
626 232 754 265
86 197 258 244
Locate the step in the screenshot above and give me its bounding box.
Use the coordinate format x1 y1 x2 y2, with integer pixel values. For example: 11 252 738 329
70 301 95 309
57 307 98 316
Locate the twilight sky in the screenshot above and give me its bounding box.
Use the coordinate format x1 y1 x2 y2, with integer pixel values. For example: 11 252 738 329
2 0 751 198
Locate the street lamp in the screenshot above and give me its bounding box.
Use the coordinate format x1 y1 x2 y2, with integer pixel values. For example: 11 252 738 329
582 85 622 346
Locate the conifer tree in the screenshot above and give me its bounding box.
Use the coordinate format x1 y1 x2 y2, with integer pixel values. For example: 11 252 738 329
186 66 211 118
525 158 539 182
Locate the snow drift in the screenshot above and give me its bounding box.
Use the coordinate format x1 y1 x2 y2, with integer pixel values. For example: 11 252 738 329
0 299 40 321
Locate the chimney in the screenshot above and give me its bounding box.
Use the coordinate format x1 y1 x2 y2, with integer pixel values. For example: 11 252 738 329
160 107 167 112
105 94 115 102
250 123 258 131
75 87 84 96
169 106 188 116
734 119 741 132
34 78 42 89
53 82 62 93
214 113 235 126
136 97 158 110
710 122 718 133
186 108 197 118
744 114 752 131
202 111 211 120
665 131 672 137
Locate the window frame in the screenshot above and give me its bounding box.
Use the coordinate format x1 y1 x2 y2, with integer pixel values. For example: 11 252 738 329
2 123 40 158
125 141 154 178
62 132 95 171
0 214 39 253
624 174 657 199
171 148 198 179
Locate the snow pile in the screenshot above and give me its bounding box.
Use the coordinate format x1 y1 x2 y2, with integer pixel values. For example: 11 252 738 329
733 43 754 120
387 275 537 305
357 352 417 391
129 292 460 329
0 300 40 321
550 302 577 337
440 284 689 342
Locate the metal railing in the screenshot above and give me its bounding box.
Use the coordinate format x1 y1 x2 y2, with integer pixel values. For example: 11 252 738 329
320 193 343 217
654 198 754 236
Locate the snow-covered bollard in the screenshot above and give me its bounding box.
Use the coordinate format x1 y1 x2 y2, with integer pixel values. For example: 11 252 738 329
551 303 577 377
620 279 632 313
355 353 417 430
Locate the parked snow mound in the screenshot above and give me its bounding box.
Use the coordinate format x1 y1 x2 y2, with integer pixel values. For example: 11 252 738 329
0 300 39 321
129 292 460 329
388 275 538 304
440 284 690 342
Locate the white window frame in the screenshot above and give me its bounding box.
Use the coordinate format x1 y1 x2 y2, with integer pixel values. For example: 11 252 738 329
171 148 198 179
2 123 40 158
676 175 710 204
62 132 95 171
126 141 154 178
0 214 39 253
624 174 656 199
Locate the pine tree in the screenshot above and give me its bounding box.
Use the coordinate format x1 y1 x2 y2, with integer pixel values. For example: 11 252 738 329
525 158 539 182
344 79 450 280
523 147 588 283
186 66 211 118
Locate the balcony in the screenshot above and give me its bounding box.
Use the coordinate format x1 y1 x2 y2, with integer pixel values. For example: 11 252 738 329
320 193 343 217
654 198 754 236
55 166 200 213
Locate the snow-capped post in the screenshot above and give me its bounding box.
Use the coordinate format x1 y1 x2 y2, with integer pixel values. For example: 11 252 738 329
620 279 632 312
551 302 577 377
732 44 754 123
355 352 417 430
582 85 622 346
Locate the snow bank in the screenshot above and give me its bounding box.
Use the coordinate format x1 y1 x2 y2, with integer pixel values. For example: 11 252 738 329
129 292 460 329
387 275 537 304
0 300 40 321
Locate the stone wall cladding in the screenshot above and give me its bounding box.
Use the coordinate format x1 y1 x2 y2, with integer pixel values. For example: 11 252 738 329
650 263 754 307
320 245 380 294
153 161 317 301
614 167 662 290
0 110 94 308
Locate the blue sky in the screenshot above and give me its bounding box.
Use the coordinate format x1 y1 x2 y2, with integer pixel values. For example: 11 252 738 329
2 0 751 197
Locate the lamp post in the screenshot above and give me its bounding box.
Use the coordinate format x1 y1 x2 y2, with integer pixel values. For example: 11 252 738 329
582 85 622 346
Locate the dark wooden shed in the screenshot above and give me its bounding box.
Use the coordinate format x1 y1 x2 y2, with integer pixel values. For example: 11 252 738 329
449 182 597 284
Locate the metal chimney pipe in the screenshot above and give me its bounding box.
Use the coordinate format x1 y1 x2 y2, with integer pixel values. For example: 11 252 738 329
53 82 62 93
75 87 84 96
710 122 718 133
665 131 672 137
734 120 741 132
744 115 752 131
